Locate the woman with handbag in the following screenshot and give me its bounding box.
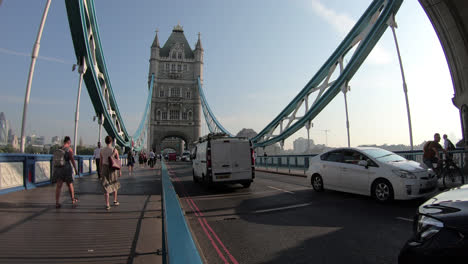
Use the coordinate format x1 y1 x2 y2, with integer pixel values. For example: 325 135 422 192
100 136 121 210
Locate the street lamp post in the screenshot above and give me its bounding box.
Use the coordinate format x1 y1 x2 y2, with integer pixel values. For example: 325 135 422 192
20 0 52 153
389 14 414 151
73 57 87 154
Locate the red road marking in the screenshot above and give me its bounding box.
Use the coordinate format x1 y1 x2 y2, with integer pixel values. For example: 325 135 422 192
168 165 239 264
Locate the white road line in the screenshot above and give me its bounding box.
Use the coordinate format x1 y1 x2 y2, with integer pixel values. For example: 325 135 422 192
267 186 295 194
254 203 312 214
396 217 413 222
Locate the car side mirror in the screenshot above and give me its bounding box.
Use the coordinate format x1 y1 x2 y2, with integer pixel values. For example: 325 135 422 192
358 160 368 168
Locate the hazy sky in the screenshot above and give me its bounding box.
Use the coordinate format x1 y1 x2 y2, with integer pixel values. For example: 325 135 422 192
0 0 461 149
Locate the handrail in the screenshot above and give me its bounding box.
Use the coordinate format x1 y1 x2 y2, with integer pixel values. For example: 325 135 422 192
161 160 203 263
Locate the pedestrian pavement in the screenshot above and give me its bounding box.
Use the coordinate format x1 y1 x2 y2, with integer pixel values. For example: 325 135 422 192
0 164 163 264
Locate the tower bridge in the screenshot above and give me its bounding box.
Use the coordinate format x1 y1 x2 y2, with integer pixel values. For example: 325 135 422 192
1 0 468 263
148 24 202 154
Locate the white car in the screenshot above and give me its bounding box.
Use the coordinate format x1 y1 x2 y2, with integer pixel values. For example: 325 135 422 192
306 147 438 202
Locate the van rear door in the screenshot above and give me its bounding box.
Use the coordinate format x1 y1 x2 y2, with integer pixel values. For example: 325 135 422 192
229 140 251 175
211 139 232 180
211 139 251 181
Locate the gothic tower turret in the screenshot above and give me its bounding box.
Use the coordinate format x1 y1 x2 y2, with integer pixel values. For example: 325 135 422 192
148 29 160 87
193 32 204 82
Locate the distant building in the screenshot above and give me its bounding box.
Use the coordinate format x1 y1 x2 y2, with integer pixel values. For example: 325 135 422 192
27 134 45 148
236 128 257 139
11 135 19 150
51 136 62 145
293 137 315 154
0 112 9 146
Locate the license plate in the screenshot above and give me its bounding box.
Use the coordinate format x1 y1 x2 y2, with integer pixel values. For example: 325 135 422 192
216 174 231 179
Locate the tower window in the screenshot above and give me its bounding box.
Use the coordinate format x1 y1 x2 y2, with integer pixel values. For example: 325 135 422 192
172 52 176 59
156 110 161 120
170 87 180 97
178 53 182 59
188 111 193 120
186 91 191 99
170 110 180 120
159 89 164 97
161 111 167 120
182 112 187 120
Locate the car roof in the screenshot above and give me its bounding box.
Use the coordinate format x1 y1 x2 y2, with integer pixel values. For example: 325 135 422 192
325 147 384 152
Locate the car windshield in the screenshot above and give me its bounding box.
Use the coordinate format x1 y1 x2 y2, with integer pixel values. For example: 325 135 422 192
360 149 406 163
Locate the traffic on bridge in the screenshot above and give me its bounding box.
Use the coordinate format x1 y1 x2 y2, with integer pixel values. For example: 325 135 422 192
1 0 468 263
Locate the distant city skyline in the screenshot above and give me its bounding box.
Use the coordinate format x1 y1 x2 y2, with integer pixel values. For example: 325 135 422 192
0 1 462 150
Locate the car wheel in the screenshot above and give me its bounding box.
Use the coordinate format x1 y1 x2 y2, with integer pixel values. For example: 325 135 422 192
242 182 251 188
372 179 394 202
311 174 324 192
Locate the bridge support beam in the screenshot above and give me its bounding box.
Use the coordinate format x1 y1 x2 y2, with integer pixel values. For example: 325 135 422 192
419 0 468 168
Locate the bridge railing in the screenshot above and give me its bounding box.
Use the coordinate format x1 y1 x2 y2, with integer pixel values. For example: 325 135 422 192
0 153 127 195
161 160 203 264
255 149 468 176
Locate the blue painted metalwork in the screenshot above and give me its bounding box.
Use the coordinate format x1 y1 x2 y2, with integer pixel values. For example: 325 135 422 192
132 74 154 151
161 160 203 264
0 153 98 195
64 0 152 150
252 0 403 147
197 77 233 136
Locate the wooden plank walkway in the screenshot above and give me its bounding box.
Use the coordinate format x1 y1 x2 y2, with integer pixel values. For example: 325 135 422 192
0 164 163 264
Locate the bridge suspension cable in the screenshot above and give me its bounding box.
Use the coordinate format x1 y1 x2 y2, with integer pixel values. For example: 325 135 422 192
251 0 403 148
198 77 233 137
65 0 152 149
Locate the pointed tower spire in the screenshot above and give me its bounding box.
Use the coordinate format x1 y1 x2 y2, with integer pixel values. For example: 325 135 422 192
151 28 160 48
195 32 203 50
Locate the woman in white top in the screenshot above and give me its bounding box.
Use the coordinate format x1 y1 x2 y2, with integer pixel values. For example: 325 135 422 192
100 136 121 210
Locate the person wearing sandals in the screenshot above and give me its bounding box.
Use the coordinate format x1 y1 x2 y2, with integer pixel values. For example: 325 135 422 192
100 136 121 210
53 136 79 208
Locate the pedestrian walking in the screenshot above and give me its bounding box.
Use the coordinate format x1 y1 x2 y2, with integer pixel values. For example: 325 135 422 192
127 149 135 176
100 136 121 210
52 136 79 209
93 142 101 178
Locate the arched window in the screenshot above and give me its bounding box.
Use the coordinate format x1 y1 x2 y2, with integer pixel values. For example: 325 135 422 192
178 52 182 59
156 110 161 120
188 111 193 120
172 52 176 59
182 111 187 120
186 91 191 99
159 89 164 97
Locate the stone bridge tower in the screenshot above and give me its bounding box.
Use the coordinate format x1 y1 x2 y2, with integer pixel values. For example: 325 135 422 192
147 24 203 153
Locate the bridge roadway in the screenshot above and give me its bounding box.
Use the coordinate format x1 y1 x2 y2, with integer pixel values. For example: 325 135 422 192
0 165 163 264
167 161 422 264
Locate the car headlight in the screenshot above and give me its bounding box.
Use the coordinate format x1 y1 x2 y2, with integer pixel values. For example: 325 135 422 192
417 215 444 241
392 170 417 179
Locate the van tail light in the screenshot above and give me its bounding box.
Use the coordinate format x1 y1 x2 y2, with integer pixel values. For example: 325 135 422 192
251 148 255 166
207 148 212 169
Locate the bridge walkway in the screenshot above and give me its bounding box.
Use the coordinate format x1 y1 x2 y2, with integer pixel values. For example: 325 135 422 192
0 165 163 264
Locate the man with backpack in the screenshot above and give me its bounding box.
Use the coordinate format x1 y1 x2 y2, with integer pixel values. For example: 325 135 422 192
52 136 79 208
423 133 447 170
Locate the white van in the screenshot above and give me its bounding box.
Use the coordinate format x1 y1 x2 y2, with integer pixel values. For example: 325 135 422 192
192 134 255 188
